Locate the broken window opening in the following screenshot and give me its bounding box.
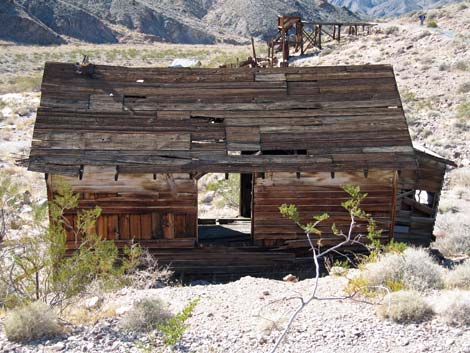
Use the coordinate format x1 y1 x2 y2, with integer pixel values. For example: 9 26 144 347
197 173 252 246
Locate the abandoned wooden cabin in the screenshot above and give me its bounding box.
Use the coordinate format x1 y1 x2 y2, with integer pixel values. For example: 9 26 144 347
26 62 454 278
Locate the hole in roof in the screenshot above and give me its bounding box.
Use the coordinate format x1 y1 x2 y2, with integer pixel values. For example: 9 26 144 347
136 79 144 83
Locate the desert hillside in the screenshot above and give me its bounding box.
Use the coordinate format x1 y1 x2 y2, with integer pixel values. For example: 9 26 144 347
0 0 357 45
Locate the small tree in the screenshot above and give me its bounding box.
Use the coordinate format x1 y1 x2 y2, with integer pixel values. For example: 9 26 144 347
269 184 385 352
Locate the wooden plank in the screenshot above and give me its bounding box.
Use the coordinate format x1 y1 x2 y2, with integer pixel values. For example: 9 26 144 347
162 213 175 239
129 214 142 239
119 214 130 240
107 215 119 240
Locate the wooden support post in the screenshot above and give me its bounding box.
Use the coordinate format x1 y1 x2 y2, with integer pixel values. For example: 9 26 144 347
330 171 335 179
114 166 119 181
338 25 341 41
296 172 301 179
355 25 358 35
79 165 84 180
225 173 229 180
333 25 336 40
318 24 322 50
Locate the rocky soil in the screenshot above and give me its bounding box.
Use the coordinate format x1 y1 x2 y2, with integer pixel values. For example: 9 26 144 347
0 275 469 353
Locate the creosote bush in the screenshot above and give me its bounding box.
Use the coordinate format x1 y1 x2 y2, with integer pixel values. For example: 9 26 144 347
427 20 438 28
120 298 172 332
0 178 141 309
377 291 433 323
3 301 61 342
445 260 470 289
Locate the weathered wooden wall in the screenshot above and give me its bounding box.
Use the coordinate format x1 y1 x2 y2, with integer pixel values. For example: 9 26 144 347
394 151 449 246
252 170 397 248
47 167 197 250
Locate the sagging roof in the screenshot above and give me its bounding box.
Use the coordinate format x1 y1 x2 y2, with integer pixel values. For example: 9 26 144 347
27 62 417 175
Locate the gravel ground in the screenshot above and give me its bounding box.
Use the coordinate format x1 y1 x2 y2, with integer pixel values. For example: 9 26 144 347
1 275 468 353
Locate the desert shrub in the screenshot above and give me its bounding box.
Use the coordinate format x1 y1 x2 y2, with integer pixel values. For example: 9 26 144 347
427 20 438 28
458 82 470 93
157 298 199 346
457 99 470 120
455 61 469 71
377 291 433 323
434 219 470 256
0 75 43 94
385 26 399 35
445 260 470 289
3 301 61 342
400 89 417 103
438 63 451 71
449 167 470 188
0 177 141 308
434 290 470 325
120 298 172 332
360 248 444 292
206 173 240 208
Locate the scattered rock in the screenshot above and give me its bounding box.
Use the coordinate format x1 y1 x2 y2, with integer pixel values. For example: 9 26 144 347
282 274 298 282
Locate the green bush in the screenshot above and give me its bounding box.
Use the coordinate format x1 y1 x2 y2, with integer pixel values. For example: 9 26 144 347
0 177 141 309
427 20 438 28
206 174 240 208
4 301 61 342
377 291 433 323
121 298 172 332
157 298 199 346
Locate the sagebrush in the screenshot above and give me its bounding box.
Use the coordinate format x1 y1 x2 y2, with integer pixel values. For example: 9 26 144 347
433 290 470 325
121 298 172 332
377 291 433 323
445 260 470 289
356 248 444 292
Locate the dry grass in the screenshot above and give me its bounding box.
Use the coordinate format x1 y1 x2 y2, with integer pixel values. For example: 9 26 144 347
64 303 118 325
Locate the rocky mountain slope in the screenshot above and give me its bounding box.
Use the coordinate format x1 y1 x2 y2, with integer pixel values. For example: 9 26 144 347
328 0 459 18
1 0 358 45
